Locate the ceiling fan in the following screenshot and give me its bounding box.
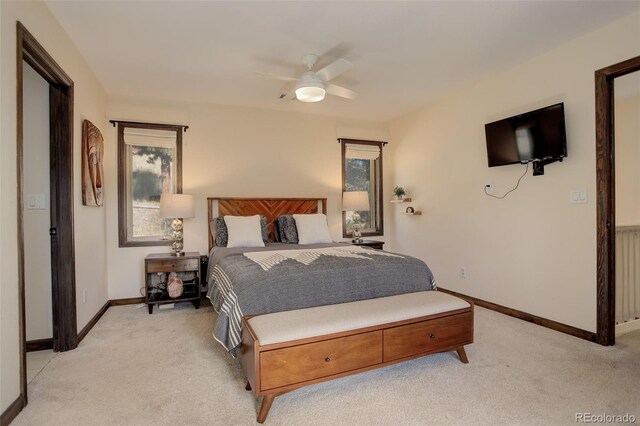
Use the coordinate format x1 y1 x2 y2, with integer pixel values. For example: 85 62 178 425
255 54 357 103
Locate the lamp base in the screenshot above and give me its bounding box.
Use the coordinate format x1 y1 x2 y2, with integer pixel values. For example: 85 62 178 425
170 218 184 257
351 222 363 244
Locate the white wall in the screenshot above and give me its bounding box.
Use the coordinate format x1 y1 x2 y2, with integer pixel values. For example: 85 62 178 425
105 98 390 299
389 12 640 333
1 1 108 412
22 62 52 341
614 93 640 226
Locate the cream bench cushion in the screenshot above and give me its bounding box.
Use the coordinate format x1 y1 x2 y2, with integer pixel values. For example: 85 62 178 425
247 290 470 346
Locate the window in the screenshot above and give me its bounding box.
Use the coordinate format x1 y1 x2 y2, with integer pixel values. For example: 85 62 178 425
341 139 385 237
117 122 183 247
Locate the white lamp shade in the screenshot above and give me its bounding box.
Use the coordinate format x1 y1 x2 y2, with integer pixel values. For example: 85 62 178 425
160 193 195 219
342 191 370 211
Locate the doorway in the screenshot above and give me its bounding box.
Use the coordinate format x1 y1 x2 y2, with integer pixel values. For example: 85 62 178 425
22 60 56 383
595 55 640 346
16 22 77 405
613 72 640 341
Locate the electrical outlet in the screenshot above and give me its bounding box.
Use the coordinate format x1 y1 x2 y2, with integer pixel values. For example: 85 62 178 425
484 183 495 195
82 289 87 304
459 266 467 279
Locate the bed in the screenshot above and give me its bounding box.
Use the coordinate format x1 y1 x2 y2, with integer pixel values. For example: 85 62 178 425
205 197 437 354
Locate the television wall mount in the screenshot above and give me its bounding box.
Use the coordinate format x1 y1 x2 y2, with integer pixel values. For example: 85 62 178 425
532 157 563 176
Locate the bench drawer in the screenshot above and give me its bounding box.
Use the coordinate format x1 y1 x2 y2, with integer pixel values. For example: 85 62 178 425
260 331 382 391
383 312 472 362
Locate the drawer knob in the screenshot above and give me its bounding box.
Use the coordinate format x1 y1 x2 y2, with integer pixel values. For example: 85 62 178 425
324 357 331 363
429 334 436 339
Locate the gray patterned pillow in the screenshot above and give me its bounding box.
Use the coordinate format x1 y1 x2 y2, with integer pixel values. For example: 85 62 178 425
213 217 228 247
259 216 269 244
276 215 298 243
273 220 281 242
213 216 269 246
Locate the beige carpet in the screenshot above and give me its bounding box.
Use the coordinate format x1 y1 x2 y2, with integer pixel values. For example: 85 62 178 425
13 303 640 426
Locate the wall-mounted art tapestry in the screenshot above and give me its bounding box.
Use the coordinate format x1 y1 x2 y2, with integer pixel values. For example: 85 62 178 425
82 119 104 206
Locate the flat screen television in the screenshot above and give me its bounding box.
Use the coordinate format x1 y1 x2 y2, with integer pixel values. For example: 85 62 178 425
485 103 567 168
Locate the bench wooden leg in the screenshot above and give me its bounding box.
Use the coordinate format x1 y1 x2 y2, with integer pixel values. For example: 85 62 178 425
245 381 251 391
456 346 469 364
257 395 275 424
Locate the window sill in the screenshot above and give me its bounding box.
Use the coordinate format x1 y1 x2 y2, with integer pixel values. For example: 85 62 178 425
118 239 172 248
342 231 383 239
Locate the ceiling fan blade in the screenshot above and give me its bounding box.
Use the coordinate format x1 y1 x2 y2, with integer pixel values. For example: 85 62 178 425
314 58 353 82
320 42 353 64
278 92 294 100
326 84 358 100
253 71 298 82
278 82 297 101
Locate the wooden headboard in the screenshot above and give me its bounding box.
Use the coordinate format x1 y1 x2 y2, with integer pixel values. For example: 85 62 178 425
207 197 328 251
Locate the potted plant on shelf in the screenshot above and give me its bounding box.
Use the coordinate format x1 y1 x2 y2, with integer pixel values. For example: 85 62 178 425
393 186 406 201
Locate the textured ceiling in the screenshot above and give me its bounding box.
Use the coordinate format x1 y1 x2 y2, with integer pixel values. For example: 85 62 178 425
46 1 639 121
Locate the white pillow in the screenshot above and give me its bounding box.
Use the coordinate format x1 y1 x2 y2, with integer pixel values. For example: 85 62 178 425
293 214 332 245
224 215 265 248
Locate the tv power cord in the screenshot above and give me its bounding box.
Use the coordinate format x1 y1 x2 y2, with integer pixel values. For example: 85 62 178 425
484 162 529 199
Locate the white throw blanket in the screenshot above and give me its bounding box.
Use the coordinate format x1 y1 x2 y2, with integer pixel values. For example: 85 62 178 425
244 245 403 271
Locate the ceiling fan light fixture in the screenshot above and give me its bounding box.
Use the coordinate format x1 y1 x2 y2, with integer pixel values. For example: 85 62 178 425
257 54 354 103
295 85 326 103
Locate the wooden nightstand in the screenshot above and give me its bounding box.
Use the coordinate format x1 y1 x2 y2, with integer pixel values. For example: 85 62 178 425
350 240 384 250
144 252 201 314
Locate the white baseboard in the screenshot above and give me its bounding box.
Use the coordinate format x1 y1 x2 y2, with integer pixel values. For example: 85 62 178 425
615 318 640 336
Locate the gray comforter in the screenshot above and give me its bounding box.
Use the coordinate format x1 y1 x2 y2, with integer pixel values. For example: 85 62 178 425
206 243 436 354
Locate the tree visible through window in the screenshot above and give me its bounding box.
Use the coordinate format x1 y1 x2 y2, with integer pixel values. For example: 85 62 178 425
345 157 373 231
341 139 384 237
118 122 183 247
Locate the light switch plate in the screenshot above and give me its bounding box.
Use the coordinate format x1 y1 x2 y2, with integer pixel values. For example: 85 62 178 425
26 194 46 209
570 189 587 204
27 194 46 210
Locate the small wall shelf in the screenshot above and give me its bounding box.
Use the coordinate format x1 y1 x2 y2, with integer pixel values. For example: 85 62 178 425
391 192 422 216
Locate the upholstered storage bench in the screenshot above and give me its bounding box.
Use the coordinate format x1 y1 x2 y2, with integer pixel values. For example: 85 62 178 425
240 290 473 423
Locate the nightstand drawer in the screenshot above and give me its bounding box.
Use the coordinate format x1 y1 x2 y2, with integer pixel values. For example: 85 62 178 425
146 258 198 273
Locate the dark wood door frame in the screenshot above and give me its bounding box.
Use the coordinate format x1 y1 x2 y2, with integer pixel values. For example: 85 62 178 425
16 21 77 407
595 55 640 346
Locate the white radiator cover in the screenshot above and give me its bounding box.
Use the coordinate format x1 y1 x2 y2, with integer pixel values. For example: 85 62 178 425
615 226 640 324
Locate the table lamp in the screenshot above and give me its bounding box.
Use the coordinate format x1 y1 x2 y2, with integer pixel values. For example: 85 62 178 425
160 193 195 256
342 191 370 243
